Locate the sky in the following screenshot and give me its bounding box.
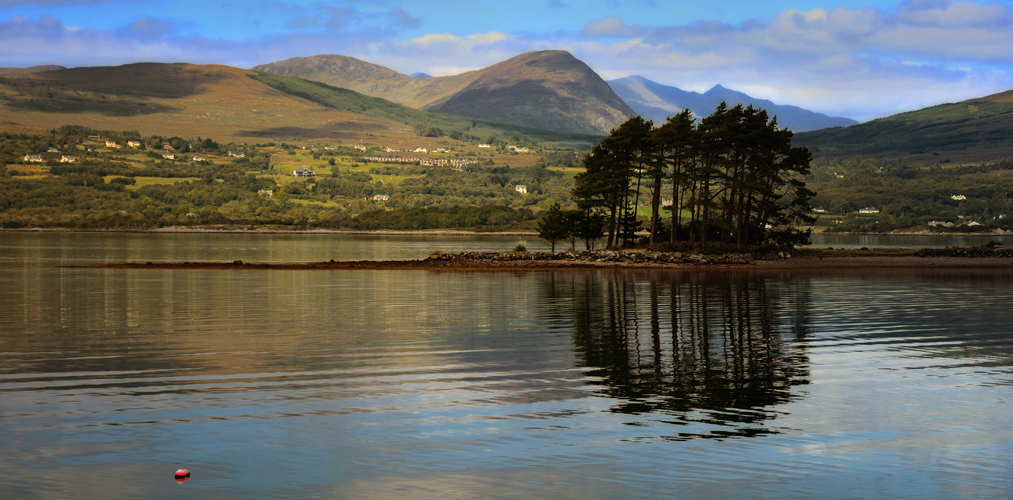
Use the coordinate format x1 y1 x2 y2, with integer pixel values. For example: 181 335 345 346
2 0 1013 122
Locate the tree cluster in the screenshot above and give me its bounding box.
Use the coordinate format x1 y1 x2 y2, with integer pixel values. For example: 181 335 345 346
566 104 815 250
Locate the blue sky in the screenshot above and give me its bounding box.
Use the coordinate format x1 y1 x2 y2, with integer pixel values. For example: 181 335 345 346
2 0 1012 121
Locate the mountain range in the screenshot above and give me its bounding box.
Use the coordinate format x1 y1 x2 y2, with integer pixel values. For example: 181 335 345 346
254 51 636 136
608 75 858 132
2 50 1012 162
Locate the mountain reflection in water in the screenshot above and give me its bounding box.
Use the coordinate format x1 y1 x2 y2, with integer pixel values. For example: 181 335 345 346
542 272 811 439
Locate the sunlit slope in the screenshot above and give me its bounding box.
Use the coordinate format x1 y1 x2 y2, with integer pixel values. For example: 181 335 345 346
247 71 600 143
794 90 1013 163
0 63 398 142
253 54 483 110
254 50 635 135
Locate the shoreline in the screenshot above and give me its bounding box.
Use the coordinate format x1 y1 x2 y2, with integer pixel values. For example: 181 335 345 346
61 254 1013 271
5 227 1013 237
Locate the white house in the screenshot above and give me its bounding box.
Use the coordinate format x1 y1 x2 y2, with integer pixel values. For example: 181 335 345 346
229 151 245 158
478 144 491 148
373 194 390 201
859 207 880 214
192 156 207 162
162 153 175 160
951 195 967 201
127 141 141 148
293 167 315 177
60 156 77 163
258 189 274 198
515 185 528 194
23 155 43 163
105 141 119 148
412 147 428 153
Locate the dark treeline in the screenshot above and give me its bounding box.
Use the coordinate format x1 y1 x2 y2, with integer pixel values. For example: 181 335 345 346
551 104 815 250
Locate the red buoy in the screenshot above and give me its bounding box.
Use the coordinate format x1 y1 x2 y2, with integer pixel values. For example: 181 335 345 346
174 469 190 484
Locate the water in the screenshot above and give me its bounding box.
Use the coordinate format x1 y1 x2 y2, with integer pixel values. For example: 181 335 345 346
809 233 1013 249
2 233 1012 499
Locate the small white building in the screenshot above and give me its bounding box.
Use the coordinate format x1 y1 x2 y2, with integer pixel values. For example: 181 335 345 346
258 189 274 198
515 185 528 194
105 141 119 148
60 156 77 163
478 144 491 148
127 141 141 148
162 153 176 160
951 194 967 201
293 167 315 177
412 147 428 154
23 155 43 163
373 194 390 201
859 207 880 214
229 151 245 158
192 156 207 162
929 221 955 228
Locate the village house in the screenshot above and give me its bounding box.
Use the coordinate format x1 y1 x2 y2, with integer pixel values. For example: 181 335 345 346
515 185 528 194
23 155 43 163
373 194 390 201
229 151 245 158
127 141 141 148
478 144 491 148
951 194 967 201
834 173 845 179
859 207 880 214
60 156 77 163
192 156 207 162
813 207 826 213
47 148 59 153
258 189 273 198
662 198 674 207
293 167 315 177
412 147 428 154
929 221 955 228
105 141 119 148
162 153 176 160
162 143 173 150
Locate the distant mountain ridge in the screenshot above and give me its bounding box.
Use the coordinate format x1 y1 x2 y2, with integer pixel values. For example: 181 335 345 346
608 75 858 132
0 65 66 77
794 88 1013 163
254 51 636 135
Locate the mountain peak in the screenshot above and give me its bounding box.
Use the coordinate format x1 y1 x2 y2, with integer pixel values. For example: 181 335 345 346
608 75 858 132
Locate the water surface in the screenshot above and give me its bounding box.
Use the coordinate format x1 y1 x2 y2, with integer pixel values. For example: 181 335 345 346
1 233 1012 499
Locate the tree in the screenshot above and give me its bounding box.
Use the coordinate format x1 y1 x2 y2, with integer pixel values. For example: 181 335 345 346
536 203 571 251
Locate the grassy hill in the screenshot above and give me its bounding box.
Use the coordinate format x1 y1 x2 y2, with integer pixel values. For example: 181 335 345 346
246 71 599 145
254 51 635 135
794 90 1013 163
0 62 597 148
0 63 398 143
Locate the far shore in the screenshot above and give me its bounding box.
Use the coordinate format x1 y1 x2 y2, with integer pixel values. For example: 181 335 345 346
63 254 1013 272
4 226 1013 238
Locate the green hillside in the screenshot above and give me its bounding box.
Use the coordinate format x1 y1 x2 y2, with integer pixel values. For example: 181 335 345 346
795 91 1013 163
247 71 599 147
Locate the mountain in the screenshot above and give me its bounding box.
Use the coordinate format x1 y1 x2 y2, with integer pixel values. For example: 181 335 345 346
608 75 858 132
254 51 636 135
0 65 65 77
410 72 432 79
0 62 592 145
0 63 437 142
793 89 1013 163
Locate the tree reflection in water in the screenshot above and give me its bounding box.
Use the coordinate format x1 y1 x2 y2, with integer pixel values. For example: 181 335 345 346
542 271 812 440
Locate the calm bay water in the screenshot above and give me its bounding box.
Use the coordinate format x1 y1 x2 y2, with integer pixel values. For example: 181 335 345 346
1 232 1012 499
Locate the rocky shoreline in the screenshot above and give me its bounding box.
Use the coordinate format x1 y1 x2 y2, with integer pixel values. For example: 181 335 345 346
62 248 1013 271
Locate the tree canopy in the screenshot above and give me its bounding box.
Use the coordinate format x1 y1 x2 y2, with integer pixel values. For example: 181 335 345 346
572 104 815 249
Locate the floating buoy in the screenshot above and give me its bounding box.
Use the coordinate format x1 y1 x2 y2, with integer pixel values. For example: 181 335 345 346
174 469 190 484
